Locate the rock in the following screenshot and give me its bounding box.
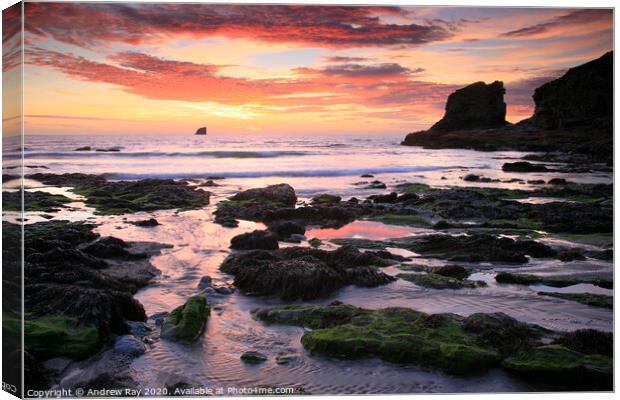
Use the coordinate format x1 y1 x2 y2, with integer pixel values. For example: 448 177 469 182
395 192 419 203
230 183 297 206
502 345 611 390
220 246 394 300
43 357 72 374
129 218 160 227
369 192 398 203
230 230 279 250
254 304 501 374
10 221 150 338
283 234 306 243
547 178 567 185
267 220 305 240
161 296 210 342
430 81 508 131
149 312 168 327
311 194 341 204
553 329 612 357
203 180 218 187
95 147 121 152
529 51 612 130
538 292 612 309
527 180 545 185
398 273 485 289
74 146 92 151
435 265 470 280
360 174 374 178
463 174 480 182
197 276 213 290
17 316 102 360
195 127 207 135
396 234 556 264
502 162 549 172
125 321 152 337
365 180 387 189
83 237 136 259
114 335 146 356
308 238 322 248
240 351 267 364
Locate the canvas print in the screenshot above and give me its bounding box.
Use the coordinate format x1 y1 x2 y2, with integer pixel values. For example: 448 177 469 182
2 1 614 397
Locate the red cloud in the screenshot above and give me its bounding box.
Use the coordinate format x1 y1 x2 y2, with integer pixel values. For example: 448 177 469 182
26 47 454 117
501 9 612 38
24 3 452 49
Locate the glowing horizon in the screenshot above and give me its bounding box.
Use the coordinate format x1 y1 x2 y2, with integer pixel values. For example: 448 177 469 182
6 3 614 136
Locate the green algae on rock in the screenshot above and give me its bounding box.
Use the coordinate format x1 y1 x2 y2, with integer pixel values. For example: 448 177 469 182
253 304 503 375
496 272 612 289
253 303 611 388
3 190 73 212
502 345 612 390
26 173 211 215
3 316 101 360
161 296 210 342
538 292 613 309
397 273 486 289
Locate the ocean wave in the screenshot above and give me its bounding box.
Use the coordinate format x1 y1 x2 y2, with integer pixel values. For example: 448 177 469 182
14 150 311 160
105 166 450 180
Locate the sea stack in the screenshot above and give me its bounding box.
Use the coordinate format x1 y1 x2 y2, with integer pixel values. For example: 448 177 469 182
195 126 207 135
430 81 508 131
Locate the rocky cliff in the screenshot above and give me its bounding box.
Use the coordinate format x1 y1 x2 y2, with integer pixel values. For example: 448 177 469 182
430 81 508 131
529 51 612 130
401 52 613 162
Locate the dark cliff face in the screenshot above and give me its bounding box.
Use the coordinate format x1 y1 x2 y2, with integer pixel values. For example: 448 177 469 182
530 51 612 130
430 81 508 131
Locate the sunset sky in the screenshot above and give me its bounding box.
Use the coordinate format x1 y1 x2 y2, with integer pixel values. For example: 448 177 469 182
10 3 614 135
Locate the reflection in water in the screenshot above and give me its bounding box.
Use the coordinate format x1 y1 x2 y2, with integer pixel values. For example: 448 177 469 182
306 220 427 240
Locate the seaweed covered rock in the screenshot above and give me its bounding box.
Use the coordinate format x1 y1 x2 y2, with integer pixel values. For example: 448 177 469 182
311 194 341 204
430 81 508 131
502 345 612 390
4 316 101 361
254 304 502 374
3 190 72 212
230 183 297 206
230 230 279 250
27 173 210 215
397 273 485 289
220 245 394 300
396 234 556 263
254 303 611 388
161 296 210 342
15 221 159 338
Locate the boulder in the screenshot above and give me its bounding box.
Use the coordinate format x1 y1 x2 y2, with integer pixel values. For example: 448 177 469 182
240 351 268 364
311 194 341 204
430 81 508 131
220 246 394 300
502 162 549 172
161 296 210 342
230 230 279 250
230 184 297 206
114 335 146 356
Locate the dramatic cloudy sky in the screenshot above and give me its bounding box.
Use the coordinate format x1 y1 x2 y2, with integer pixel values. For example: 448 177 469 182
11 3 614 135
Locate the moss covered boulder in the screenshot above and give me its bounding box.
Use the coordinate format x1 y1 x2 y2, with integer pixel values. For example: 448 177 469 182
161 296 210 342
7 316 101 360
502 345 612 390
254 304 501 374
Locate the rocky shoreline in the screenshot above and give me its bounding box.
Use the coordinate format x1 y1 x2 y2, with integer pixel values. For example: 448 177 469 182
4 152 612 392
